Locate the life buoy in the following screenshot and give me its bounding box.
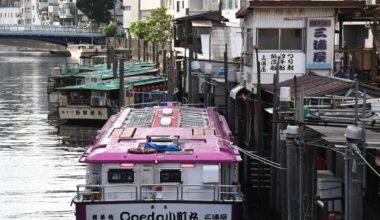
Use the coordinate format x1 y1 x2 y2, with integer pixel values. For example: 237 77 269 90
128 148 156 154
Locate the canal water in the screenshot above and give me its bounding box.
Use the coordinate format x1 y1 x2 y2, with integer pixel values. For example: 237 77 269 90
0 43 99 219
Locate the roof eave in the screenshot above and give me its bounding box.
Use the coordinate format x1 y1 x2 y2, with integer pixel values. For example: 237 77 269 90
236 1 366 18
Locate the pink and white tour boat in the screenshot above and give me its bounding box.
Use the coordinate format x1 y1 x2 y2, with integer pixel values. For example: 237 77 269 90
73 106 243 220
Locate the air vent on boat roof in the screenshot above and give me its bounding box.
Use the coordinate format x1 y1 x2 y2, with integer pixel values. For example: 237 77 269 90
124 109 155 127
160 117 172 127
162 108 173 116
179 109 208 128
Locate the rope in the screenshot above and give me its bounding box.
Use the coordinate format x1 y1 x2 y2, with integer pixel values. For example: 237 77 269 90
351 144 380 178
232 145 286 170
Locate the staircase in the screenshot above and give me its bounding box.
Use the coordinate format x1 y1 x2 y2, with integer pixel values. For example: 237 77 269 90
245 151 273 220
249 151 272 190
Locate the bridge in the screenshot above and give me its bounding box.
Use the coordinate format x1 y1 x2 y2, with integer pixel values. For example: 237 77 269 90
0 25 105 45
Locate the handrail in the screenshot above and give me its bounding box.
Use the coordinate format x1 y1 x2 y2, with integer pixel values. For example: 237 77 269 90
76 184 102 201
217 185 242 201
74 183 243 203
104 184 139 200
181 184 217 201
0 24 101 33
140 184 180 200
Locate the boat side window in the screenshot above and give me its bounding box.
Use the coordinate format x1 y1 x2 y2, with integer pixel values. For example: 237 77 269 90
107 169 134 183
160 169 181 183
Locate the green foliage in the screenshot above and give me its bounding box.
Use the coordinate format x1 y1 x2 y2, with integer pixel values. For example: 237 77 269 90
129 7 172 43
129 20 149 39
76 0 114 24
146 7 172 43
102 22 117 37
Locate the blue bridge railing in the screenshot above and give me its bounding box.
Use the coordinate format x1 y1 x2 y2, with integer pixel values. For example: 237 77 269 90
0 25 102 37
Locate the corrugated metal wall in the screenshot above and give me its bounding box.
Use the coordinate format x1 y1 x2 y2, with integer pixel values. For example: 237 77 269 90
253 8 335 28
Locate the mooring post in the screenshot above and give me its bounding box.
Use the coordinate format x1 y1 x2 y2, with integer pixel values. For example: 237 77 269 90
286 125 300 220
119 58 125 108
345 125 364 220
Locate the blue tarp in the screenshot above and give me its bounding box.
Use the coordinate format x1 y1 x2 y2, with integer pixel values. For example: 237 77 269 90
145 142 181 152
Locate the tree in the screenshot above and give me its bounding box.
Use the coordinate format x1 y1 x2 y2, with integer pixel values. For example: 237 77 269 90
102 22 117 37
129 7 172 61
129 20 150 40
145 7 172 44
76 0 114 24
130 20 150 61
129 7 172 44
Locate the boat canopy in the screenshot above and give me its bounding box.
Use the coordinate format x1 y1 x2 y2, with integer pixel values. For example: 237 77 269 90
57 76 166 91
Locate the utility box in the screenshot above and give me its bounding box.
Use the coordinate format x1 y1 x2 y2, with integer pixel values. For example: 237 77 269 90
317 170 342 212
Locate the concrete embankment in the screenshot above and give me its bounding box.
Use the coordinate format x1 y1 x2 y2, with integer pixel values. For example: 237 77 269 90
0 38 66 51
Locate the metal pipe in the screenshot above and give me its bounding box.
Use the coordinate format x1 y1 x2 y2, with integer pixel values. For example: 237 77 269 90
354 80 359 126
298 89 304 220
361 90 367 189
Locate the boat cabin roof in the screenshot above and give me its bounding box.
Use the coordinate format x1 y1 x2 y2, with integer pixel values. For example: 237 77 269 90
80 107 241 164
57 75 166 91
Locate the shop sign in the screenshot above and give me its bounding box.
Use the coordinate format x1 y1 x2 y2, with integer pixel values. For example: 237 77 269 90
258 52 305 74
307 18 334 69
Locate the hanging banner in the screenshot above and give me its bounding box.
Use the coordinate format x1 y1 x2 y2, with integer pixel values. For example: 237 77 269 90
307 17 334 69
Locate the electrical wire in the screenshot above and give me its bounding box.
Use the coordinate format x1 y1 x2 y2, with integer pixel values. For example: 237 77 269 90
215 136 286 169
298 140 346 156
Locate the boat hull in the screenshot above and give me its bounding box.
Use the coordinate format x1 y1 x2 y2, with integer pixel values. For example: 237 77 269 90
75 201 242 220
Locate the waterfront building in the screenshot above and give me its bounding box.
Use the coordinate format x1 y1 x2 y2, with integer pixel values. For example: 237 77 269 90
237 1 364 88
0 0 20 25
0 0 85 26
122 0 164 30
230 1 380 219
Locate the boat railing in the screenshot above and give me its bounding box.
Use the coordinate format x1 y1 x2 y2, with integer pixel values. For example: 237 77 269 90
217 185 243 201
181 184 217 201
74 183 243 202
76 184 103 202
125 102 206 109
103 184 139 201
140 184 180 200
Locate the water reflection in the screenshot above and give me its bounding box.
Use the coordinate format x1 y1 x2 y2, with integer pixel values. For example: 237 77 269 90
0 44 99 219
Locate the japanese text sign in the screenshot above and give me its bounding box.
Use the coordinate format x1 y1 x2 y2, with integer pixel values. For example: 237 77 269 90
307 18 334 69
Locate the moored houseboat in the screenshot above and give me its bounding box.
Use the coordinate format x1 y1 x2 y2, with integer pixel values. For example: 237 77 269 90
57 76 167 121
48 62 157 104
72 106 243 220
